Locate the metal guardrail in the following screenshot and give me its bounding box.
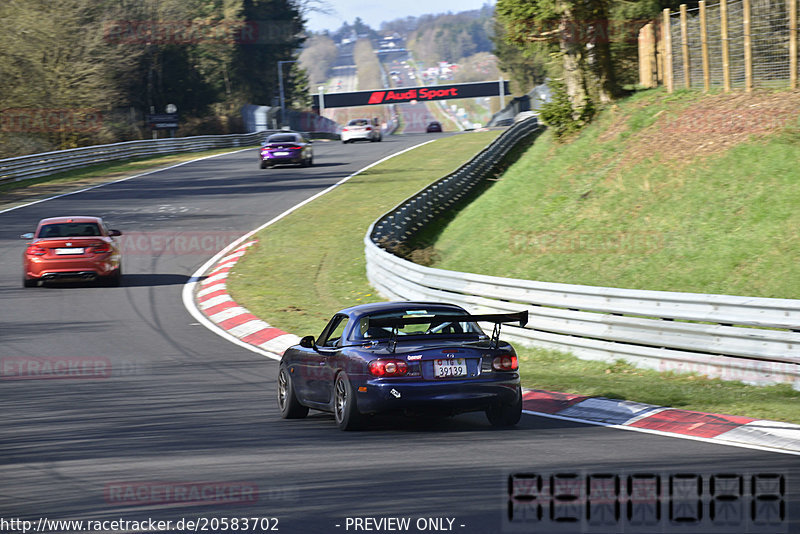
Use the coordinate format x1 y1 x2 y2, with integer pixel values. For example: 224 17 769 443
371 118 543 244
365 118 800 389
0 131 278 185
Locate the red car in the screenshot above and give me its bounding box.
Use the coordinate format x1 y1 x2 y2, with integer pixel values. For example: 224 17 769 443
21 216 123 287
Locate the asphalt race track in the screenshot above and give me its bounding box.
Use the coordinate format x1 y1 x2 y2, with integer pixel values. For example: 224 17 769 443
1 136 797 534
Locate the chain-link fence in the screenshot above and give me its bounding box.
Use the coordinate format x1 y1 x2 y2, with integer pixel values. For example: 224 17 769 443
644 0 798 90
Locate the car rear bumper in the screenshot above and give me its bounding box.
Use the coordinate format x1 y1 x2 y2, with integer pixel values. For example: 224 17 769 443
261 155 304 164
25 257 117 279
342 132 372 141
355 377 520 415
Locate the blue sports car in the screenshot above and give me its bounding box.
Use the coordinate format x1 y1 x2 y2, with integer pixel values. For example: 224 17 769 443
277 302 527 430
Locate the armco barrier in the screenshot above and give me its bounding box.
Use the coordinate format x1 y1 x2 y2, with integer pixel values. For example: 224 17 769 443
0 130 278 185
365 118 800 389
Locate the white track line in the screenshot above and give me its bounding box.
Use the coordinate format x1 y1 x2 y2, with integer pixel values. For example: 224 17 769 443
0 148 255 215
182 140 437 361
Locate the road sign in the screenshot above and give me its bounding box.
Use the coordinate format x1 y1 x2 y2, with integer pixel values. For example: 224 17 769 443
146 113 179 129
313 81 510 109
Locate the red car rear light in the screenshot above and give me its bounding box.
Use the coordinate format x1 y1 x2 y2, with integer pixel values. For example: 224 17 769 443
369 359 408 377
492 355 518 371
26 244 46 256
342 127 349 132
365 126 372 131
92 243 112 254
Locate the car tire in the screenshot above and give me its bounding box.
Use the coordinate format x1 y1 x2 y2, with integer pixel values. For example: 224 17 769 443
260 161 268 169
486 389 522 427
103 266 122 287
23 276 37 288
342 140 349 144
334 371 364 431
278 365 309 419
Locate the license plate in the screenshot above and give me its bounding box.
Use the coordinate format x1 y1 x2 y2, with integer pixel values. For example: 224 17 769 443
55 248 84 255
273 151 289 156
433 358 467 378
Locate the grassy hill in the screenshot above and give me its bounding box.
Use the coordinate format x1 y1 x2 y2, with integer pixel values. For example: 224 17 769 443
420 88 800 299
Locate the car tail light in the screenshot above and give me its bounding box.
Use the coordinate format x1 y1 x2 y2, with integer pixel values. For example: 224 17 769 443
365 126 372 131
369 359 408 377
289 145 301 150
26 244 46 256
342 127 349 132
492 355 518 371
92 243 111 254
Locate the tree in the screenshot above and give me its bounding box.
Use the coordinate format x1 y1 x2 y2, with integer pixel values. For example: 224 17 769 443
496 0 623 118
299 34 338 86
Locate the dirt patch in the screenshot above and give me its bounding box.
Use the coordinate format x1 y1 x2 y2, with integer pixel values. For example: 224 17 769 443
621 90 800 169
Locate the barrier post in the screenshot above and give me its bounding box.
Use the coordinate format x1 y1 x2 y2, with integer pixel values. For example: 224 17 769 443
680 4 692 89
721 0 731 92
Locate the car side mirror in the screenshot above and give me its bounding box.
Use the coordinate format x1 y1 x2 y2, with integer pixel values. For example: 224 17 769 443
20 233 34 239
299 335 315 348
109 229 122 236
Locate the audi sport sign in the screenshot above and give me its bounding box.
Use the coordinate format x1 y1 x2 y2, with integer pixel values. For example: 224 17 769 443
313 81 510 109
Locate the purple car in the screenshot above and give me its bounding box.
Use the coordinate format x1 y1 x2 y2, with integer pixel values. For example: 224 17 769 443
259 132 313 169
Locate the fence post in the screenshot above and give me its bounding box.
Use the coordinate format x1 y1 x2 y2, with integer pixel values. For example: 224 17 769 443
680 4 692 89
639 22 658 87
664 8 674 92
791 0 798 90
700 1 711 91
743 0 753 91
721 0 731 92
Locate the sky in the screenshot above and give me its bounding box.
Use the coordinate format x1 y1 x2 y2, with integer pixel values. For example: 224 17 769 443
304 0 494 33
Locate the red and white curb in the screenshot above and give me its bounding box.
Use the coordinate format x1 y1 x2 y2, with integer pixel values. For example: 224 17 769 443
522 390 800 455
194 240 299 357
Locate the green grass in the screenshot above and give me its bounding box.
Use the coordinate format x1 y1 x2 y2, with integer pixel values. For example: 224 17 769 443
425 90 800 299
226 131 502 336
0 146 253 197
226 123 800 425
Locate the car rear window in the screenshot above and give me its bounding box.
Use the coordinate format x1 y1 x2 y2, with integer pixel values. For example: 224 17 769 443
357 310 485 340
266 134 298 143
347 119 369 126
38 223 101 238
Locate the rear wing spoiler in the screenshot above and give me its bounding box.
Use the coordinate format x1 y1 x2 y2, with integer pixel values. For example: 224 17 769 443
368 311 528 351
368 311 528 329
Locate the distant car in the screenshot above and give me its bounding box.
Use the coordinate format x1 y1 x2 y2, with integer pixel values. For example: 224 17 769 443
341 118 381 143
278 301 526 430
21 216 122 287
260 132 313 168
426 121 443 133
